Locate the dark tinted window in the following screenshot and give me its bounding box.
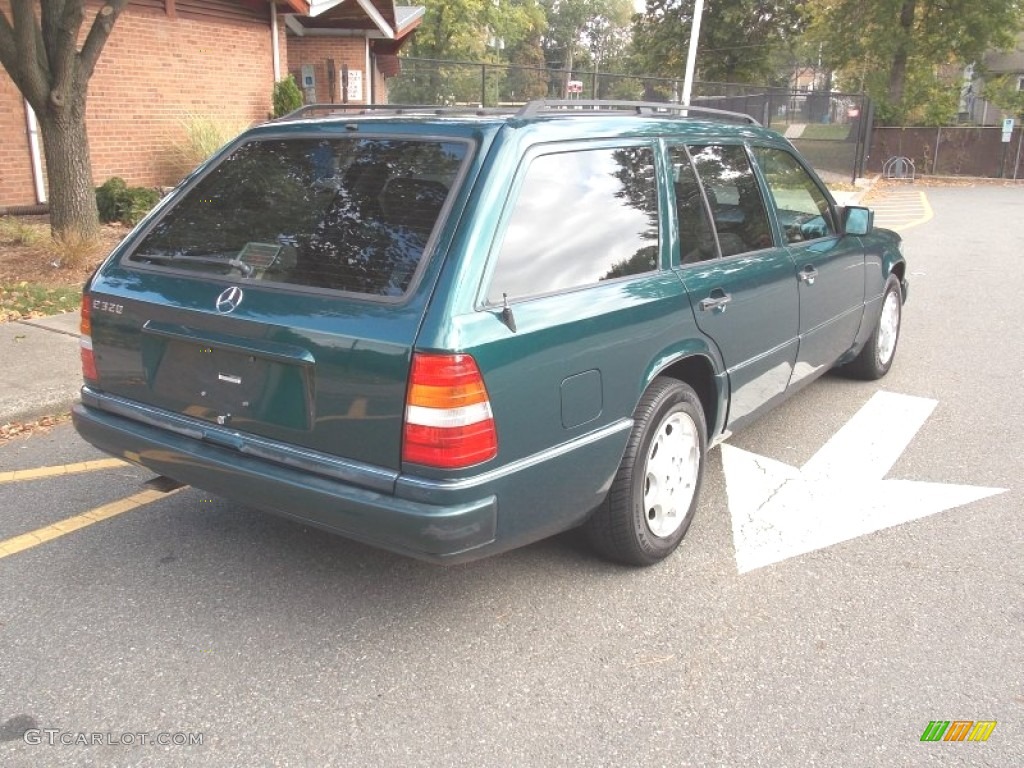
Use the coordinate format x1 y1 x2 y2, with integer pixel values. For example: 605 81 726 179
752 147 836 244
487 146 659 303
689 144 773 257
129 138 467 297
668 146 719 264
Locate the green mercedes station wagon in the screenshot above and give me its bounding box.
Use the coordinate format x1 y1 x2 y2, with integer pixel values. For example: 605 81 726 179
72 100 907 566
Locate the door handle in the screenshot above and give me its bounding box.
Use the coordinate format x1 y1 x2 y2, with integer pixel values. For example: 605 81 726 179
799 266 819 285
699 292 732 313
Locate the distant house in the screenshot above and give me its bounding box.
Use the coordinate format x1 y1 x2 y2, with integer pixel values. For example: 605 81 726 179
963 32 1024 125
0 0 423 208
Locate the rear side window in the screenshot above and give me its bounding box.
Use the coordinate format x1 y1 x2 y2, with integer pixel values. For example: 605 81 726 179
128 138 467 297
688 144 773 257
486 146 659 303
751 146 836 243
668 146 719 264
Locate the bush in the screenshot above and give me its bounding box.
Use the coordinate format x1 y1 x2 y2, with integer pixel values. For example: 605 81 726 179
272 75 304 118
49 229 106 269
96 177 160 226
170 113 251 175
0 216 48 247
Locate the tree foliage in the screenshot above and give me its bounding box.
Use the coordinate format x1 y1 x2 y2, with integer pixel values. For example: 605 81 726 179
983 73 1024 118
805 0 1024 124
408 0 547 61
507 33 551 99
0 0 129 238
540 0 635 73
631 0 804 85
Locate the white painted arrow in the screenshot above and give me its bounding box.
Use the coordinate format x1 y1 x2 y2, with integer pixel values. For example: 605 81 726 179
724 391 1007 574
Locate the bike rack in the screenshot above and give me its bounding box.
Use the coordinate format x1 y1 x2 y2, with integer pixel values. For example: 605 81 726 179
883 156 916 182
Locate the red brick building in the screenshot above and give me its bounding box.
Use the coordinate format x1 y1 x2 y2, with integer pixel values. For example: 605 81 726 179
0 0 422 208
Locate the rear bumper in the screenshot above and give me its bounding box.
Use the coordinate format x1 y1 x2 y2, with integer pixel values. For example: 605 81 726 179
72 400 498 563
73 389 632 564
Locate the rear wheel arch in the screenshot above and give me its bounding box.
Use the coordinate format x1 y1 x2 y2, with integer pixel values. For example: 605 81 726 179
652 354 720 442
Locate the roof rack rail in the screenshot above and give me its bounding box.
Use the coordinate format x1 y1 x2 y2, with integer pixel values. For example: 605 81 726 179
275 103 513 121
515 99 761 126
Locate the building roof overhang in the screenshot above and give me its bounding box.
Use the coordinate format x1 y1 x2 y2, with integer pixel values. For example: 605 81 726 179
288 1 423 39
275 0 310 13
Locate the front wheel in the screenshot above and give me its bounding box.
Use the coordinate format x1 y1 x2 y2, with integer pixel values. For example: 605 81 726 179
585 378 707 566
844 274 902 380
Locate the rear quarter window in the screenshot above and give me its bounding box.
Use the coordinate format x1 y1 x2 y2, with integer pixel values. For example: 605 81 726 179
688 144 774 257
127 137 468 298
486 145 660 304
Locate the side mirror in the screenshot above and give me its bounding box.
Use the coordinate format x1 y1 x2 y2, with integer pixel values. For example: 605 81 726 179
842 206 874 236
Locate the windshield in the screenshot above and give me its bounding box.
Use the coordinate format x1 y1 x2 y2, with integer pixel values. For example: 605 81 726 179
129 137 468 297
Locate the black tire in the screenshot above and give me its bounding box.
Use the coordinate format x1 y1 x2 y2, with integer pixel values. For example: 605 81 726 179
843 274 903 380
585 377 707 566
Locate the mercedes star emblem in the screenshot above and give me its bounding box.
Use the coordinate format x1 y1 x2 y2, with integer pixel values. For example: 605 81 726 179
215 286 244 314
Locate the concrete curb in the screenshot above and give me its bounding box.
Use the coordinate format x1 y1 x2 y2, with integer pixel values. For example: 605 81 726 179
0 312 82 426
830 175 880 208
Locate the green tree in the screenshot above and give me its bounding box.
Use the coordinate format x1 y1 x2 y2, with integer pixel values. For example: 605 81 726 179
507 34 552 101
541 0 635 91
0 0 129 239
402 0 545 104
409 0 545 61
631 0 804 85
983 73 1024 118
806 0 1024 124
409 0 490 60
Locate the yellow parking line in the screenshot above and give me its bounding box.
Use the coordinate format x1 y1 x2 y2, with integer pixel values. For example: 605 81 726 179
880 191 933 233
0 486 184 559
0 458 128 484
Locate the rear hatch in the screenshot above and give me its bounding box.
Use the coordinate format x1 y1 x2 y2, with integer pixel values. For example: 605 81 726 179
83 127 473 472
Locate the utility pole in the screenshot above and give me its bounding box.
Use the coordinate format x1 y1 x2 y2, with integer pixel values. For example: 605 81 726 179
682 0 705 106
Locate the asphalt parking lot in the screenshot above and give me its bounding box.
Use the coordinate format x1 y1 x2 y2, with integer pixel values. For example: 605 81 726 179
1 184 1022 767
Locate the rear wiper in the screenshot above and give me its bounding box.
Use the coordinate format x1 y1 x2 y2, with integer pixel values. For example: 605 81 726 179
139 253 253 277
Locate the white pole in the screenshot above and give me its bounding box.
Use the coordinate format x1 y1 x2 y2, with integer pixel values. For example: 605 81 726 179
682 0 705 106
270 3 281 82
25 100 46 204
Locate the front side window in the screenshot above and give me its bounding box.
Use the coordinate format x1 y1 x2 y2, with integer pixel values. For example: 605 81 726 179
129 138 467 297
752 147 836 244
486 146 659 303
688 144 773 257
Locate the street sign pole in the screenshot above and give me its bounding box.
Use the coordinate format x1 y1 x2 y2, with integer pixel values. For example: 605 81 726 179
1014 121 1023 180
681 0 705 106
1001 117 1015 178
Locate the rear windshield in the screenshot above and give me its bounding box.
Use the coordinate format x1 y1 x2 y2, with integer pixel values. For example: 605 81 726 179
128 137 468 297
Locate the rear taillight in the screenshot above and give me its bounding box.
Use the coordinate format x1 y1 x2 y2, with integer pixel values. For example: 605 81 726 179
80 294 97 381
402 353 497 469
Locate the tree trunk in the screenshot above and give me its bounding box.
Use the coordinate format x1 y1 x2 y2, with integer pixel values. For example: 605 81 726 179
887 0 917 109
37 97 100 240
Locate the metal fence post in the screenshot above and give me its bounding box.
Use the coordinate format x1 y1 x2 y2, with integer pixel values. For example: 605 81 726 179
480 63 486 107
1014 126 1023 181
863 97 875 179
854 95 873 183
933 127 941 175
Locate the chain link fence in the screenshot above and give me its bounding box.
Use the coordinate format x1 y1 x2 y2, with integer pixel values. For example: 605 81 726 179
387 58 872 182
869 126 1024 179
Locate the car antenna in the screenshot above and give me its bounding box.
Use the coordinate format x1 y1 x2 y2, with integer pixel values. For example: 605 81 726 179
501 293 517 333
